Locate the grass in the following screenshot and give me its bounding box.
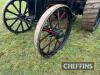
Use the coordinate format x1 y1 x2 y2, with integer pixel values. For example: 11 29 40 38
0 0 100 75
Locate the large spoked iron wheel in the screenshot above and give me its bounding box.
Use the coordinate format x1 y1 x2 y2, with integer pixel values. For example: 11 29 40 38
3 0 32 34
34 4 72 58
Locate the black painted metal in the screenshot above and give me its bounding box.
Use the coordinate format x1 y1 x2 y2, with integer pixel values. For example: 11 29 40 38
26 0 87 20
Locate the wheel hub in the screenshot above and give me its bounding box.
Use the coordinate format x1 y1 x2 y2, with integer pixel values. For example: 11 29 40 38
54 29 64 39
18 15 26 20
44 27 64 39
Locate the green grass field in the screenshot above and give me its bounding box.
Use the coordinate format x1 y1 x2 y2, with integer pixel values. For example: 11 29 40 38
0 0 100 75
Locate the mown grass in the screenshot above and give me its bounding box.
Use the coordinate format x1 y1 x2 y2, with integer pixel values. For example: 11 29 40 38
0 0 100 75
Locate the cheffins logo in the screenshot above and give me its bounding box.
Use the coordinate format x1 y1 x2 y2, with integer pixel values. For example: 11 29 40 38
62 62 94 70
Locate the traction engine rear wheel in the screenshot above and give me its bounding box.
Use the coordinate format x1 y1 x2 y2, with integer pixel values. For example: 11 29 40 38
34 4 72 58
3 0 32 34
82 0 100 32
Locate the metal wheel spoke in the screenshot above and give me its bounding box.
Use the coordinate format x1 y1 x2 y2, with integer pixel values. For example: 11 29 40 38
49 15 53 29
6 9 18 16
5 17 18 20
24 11 28 15
54 40 58 48
24 4 28 15
54 39 61 48
40 33 49 42
19 1 22 14
42 27 49 31
57 39 61 45
47 37 52 53
25 21 30 29
9 18 18 27
21 22 24 31
12 3 20 13
42 38 56 50
59 12 66 20
57 10 60 29
16 21 21 31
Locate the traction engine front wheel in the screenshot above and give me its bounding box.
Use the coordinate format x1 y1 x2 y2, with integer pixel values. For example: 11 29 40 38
34 4 72 58
3 0 32 34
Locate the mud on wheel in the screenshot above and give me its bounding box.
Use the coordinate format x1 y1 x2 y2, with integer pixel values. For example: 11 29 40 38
34 4 72 58
3 0 32 34
82 0 100 32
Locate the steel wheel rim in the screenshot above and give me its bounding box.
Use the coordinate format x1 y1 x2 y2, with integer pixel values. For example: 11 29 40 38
38 8 71 57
